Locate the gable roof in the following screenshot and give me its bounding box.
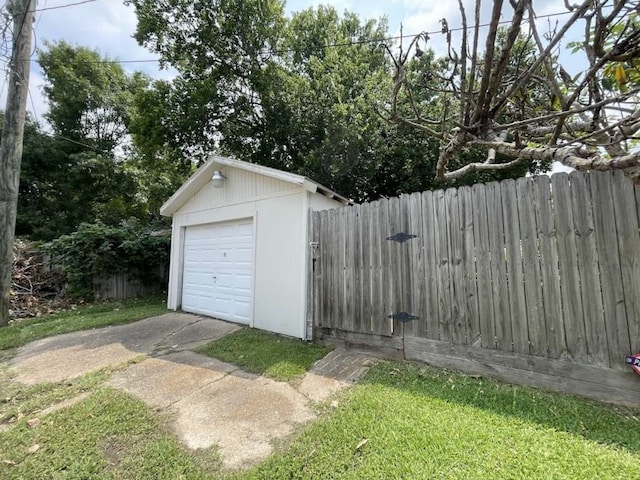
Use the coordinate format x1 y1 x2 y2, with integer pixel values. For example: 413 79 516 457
160 155 351 216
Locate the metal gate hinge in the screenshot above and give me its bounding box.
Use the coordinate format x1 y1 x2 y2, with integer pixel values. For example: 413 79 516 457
388 312 419 323
387 232 417 243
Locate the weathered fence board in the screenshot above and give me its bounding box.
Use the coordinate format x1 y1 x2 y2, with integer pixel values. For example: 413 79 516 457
611 171 640 357
501 179 529 355
369 201 384 335
406 192 424 338
93 264 168 300
459 186 479 345
446 188 466 345
309 170 640 404
360 203 372 334
472 183 495 349
570 171 608 366
534 175 565 359
344 205 356 334
404 336 640 408
518 177 547 357
421 191 439 340
590 172 630 368
486 181 511 352
551 173 587 360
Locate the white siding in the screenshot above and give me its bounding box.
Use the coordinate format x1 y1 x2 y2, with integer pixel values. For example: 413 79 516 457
166 166 344 339
181 166 298 214
310 192 343 211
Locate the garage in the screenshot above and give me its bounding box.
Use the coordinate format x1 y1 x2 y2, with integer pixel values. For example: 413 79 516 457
161 155 349 339
181 220 254 324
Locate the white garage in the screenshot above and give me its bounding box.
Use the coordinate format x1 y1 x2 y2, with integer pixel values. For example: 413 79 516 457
181 220 254 323
160 155 349 339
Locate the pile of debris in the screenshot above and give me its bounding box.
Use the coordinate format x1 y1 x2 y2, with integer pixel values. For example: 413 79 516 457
10 239 70 321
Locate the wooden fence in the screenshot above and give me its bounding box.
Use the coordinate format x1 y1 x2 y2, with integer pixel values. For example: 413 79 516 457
93 265 168 300
309 170 640 406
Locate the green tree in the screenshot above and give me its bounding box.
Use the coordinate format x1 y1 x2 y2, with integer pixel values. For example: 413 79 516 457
38 41 145 153
12 115 145 240
385 0 640 183
128 2 538 201
127 0 286 162
20 41 179 238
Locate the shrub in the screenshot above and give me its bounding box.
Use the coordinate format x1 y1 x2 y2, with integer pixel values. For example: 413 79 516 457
45 220 170 299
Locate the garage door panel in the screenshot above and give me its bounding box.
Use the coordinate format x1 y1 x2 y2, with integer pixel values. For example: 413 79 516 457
181 220 254 324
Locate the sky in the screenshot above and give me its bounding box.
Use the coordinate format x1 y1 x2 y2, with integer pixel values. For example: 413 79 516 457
2 0 575 171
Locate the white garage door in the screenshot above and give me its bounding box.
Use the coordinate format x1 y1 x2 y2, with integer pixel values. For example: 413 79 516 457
181 220 254 324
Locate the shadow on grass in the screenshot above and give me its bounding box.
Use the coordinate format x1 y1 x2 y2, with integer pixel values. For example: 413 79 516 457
0 296 167 351
364 360 640 454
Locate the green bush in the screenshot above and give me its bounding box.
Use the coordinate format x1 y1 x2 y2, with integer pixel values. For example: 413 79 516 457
45 220 170 299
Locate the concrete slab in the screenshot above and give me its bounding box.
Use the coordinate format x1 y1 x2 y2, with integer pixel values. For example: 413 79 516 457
11 313 241 384
169 372 315 470
7 315 376 471
298 349 376 402
107 351 237 409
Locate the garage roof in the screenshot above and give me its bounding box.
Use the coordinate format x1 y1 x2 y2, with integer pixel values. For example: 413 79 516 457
160 155 352 216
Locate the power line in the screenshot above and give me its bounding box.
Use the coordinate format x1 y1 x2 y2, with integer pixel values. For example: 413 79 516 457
35 0 49 29
22 9 575 67
35 0 98 12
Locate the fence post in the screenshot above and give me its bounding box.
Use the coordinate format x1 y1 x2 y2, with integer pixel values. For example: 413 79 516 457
306 209 320 341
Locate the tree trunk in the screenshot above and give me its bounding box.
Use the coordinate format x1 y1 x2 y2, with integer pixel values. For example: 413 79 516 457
0 0 36 326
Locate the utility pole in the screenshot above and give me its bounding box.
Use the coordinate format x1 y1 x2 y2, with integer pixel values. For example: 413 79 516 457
0 0 36 326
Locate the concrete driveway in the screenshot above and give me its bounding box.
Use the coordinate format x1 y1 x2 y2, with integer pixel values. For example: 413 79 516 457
8 313 375 470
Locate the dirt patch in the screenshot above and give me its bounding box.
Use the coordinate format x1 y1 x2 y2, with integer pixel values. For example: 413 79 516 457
100 436 131 470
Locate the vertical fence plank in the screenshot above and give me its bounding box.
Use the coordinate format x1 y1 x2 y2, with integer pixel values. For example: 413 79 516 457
486 181 512 352
344 205 357 333
434 189 453 342
400 195 414 338
313 211 323 328
338 207 349 330
421 191 439 339
360 202 372 333
407 192 424 338
329 208 340 330
323 209 332 329
446 187 466 345
320 209 330 328
459 186 479 345
610 171 639 356
388 196 404 335
517 177 546 357
570 171 608 367
472 183 495 349
590 172 630 369
306 210 316 337
534 175 565 359
370 200 386 335
551 173 587 360
501 179 528 355
379 198 393 336
355 205 364 332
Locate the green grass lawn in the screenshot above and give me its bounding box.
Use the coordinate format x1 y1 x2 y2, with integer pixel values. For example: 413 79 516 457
2 313 639 479
1 360 638 479
238 361 640 479
197 328 332 382
0 387 217 479
0 296 168 351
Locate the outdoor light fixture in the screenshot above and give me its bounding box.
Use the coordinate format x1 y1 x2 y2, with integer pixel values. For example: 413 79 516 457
212 170 227 188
